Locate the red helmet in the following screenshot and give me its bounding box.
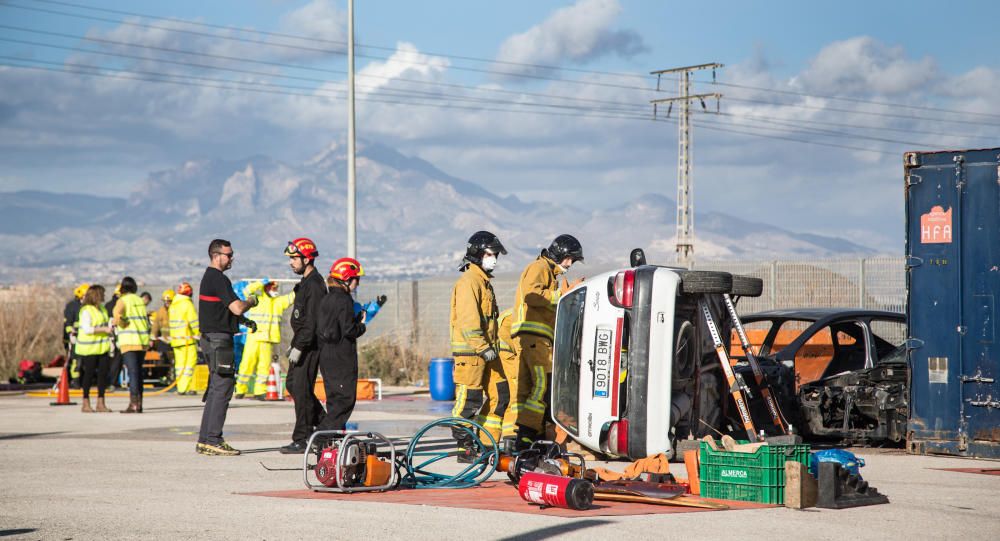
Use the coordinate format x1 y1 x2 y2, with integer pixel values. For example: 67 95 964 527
285 237 318 260
329 257 365 282
176 282 193 297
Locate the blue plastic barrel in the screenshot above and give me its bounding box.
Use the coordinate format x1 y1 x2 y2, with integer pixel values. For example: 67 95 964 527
429 357 455 401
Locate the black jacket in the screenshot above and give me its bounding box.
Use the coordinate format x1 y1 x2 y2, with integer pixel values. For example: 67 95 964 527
318 287 366 354
63 298 81 342
290 269 328 351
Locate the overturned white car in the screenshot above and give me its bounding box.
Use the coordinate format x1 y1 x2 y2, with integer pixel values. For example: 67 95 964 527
550 251 762 460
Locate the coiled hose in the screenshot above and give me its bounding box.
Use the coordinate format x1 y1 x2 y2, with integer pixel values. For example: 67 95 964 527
396 417 499 489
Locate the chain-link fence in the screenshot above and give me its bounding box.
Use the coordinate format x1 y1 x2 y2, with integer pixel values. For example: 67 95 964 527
361 256 907 360
0 257 906 382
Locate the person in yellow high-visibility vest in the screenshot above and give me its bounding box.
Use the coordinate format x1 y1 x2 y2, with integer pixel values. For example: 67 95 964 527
75 284 113 413
512 235 584 444
236 281 295 399
113 276 151 413
169 282 200 395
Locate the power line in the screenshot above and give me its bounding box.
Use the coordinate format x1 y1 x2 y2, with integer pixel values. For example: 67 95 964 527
724 95 1000 129
16 0 1000 122
0 24 658 110
2 31 990 148
1 3 656 92
709 112 938 148
22 0 656 81
701 79 1000 122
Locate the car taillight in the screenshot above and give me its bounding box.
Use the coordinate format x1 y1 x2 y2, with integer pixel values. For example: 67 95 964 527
603 419 629 456
608 270 635 308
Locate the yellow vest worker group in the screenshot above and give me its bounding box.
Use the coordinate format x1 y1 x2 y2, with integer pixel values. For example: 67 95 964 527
236 283 295 397
449 263 508 444
511 255 565 436
168 293 200 394
75 305 111 357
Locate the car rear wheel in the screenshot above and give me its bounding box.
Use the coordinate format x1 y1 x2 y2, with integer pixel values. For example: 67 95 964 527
673 320 697 381
731 275 764 297
679 271 732 294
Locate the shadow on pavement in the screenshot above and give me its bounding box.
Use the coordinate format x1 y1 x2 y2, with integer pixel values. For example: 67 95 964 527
0 432 66 441
496 519 611 541
0 529 37 537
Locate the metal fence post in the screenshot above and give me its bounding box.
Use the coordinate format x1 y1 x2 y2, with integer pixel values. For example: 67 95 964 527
410 280 420 349
770 260 778 310
858 258 867 309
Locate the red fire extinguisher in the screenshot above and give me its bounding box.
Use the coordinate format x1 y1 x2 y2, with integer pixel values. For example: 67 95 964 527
518 471 594 510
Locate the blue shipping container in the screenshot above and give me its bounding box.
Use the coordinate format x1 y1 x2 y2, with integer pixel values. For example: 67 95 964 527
905 147 1000 459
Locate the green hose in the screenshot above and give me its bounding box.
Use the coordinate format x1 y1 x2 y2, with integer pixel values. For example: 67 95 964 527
398 417 499 489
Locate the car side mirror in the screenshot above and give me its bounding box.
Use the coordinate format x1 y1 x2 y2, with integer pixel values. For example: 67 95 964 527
630 248 647 268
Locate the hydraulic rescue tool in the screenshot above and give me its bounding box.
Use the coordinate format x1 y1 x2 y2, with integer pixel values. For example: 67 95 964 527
303 430 397 493
497 440 590 483
301 418 499 493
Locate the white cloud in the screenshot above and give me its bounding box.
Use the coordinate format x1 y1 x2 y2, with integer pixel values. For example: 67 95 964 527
278 0 348 49
794 36 937 96
493 0 646 78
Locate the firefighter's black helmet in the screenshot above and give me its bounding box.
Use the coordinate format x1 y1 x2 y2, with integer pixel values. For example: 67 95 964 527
463 230 507 266
543 234 584 264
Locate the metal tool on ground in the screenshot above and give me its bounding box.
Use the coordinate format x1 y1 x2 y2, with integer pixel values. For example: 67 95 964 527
699 298 758 442
303 430 397 493
518 471 594 510
722 292 790 434
498 440 589 483
816 461 889 509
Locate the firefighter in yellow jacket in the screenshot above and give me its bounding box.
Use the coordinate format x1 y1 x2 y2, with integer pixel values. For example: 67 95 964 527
236 281 295 399
169 282 200 395
496 308 520 448
512 234 584 443
449 231 507 459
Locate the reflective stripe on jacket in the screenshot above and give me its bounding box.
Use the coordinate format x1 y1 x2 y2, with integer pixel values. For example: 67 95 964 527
75 304 111 356
168 294 200 347
115 293 150 349
511 256 564 341
449 263 498 356
498 309 514 354
246 291 295 343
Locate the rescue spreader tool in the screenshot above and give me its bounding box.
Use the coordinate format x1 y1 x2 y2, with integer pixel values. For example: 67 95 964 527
699 298 758 442
722 293 790 434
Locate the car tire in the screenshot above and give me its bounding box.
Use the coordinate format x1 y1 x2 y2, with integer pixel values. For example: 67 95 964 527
679 271 733 294
673 320 697 381
731 275 764 297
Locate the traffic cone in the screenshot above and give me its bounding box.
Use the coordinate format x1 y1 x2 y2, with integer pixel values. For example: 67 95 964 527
50 363 76 406
265 364 280 401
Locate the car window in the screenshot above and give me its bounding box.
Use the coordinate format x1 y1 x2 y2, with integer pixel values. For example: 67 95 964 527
870 319 906 362
551 287 588 436
730 321 772 357
791 324 834 391
822 321 871 377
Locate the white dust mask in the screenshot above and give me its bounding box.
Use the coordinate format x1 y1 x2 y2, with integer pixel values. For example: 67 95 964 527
481 255 498 272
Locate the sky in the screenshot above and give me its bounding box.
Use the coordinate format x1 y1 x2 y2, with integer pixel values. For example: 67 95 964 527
1 0 998 252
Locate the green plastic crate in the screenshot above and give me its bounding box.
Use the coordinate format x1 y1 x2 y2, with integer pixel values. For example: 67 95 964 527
698 442 811 504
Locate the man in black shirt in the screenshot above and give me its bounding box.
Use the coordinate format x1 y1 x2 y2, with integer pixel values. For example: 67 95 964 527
280 237 328 454
195 239 259 456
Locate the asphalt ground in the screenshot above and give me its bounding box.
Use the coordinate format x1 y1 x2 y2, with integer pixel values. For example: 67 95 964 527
1 389 998 540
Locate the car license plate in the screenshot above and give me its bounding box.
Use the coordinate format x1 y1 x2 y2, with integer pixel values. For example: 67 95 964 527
593 327 614 397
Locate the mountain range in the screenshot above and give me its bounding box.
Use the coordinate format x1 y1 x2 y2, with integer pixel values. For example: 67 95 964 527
0 140 877 284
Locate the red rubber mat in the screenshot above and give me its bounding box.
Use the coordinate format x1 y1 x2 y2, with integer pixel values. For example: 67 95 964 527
934 468 1000 476
242 481 772 517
